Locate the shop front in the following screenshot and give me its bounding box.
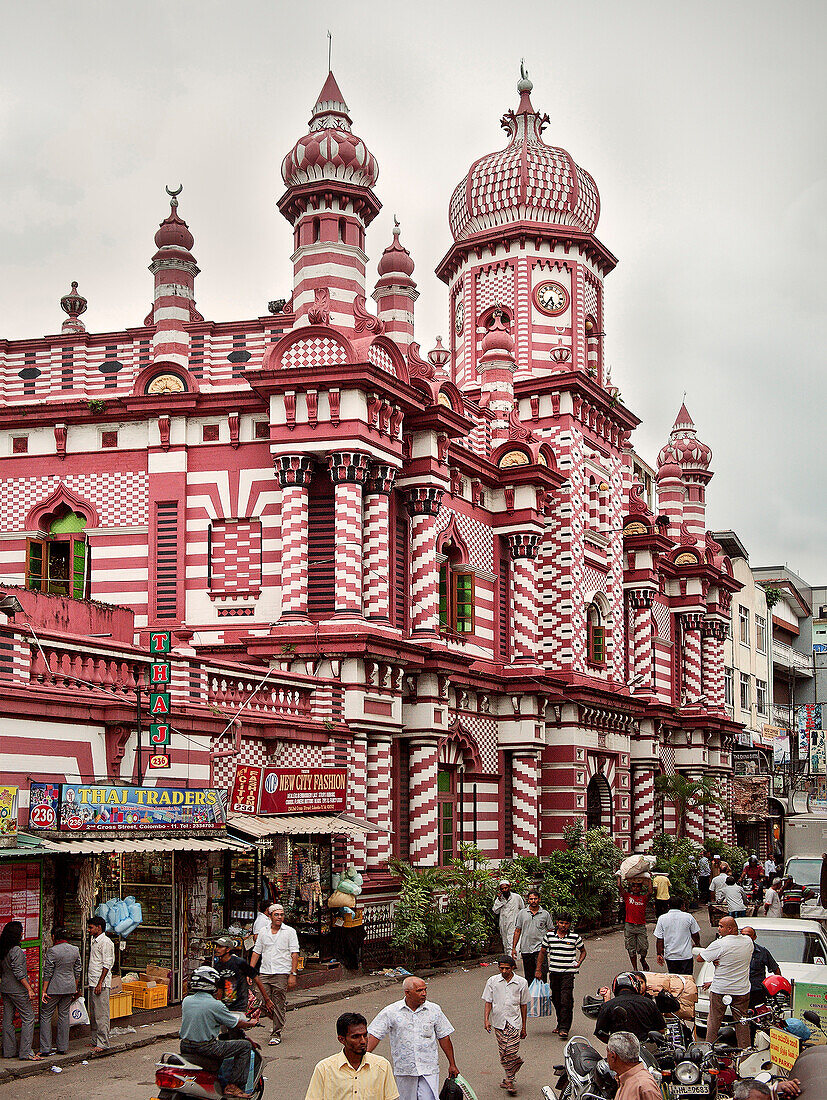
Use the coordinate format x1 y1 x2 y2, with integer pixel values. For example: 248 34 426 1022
225 766 384 974
27 782 251 1004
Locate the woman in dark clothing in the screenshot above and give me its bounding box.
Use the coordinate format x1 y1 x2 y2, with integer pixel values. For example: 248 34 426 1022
0 920 39 1060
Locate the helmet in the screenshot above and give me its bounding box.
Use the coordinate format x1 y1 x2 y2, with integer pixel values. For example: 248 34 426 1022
784 1018 811 1042
612 972 646 996
189 965 221 993
762 974 792 997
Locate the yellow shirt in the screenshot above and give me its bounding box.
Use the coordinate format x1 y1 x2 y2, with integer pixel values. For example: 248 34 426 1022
304 1052 399 1100
653 875 670 901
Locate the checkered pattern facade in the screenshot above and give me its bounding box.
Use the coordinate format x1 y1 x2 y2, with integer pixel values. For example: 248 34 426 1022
280 335 348 371
511 752 539 857
365 736 392 869
476 264 515 315
631 765 657 851
209 519 262 596
0 472 149 529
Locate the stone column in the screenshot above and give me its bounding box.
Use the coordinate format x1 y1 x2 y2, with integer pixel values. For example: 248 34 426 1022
328 451 371 616
628 589 654 689
347 734 368 867
681 613 704 701
511 752 539 857
365 735 393 870
408 737 439 867
274 455 314 617
631 764 657 851
702 618 727 709
507 533 542 662
404 487 444 637
363 464 397 621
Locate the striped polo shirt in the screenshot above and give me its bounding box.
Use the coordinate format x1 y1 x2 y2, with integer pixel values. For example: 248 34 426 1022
542 929 585 974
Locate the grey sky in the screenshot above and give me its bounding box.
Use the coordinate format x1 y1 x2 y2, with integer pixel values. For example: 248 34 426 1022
1 1 824 581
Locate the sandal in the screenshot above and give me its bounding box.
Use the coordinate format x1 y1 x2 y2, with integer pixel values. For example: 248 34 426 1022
21 1054 41 1061
558 1030 569 1039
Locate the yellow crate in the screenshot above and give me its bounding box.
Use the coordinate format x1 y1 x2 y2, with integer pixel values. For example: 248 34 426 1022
121 981 168 1009
109 990 133 1019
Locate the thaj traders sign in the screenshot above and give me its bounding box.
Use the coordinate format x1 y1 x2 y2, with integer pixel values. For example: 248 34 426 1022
230 767 347 816
148 630 172 769
28 782 226 832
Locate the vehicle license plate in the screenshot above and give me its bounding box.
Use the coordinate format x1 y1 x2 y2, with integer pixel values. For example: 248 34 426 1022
674 1087 708 1096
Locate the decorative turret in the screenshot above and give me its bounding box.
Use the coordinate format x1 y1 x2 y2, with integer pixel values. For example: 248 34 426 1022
60 281 87 334
148 186 200 369
656 403 713 542
478 307 516 441
279 71 381 335
372 219 418 350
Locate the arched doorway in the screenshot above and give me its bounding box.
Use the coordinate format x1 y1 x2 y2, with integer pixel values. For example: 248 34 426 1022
586 774 613 832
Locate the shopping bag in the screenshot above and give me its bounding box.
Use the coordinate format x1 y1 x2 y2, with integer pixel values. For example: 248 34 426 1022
454 1075 480 1100
439 1078 464 1100
527 977 553 1018
69 995 89 1027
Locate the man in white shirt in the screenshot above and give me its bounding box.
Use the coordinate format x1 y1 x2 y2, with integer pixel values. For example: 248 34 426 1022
693 915 754 1047
252 902 274 938
86 916 116 1052
718 877 750 917
250 903 299 1046
654 898 701 974
709 869 729 904
492 881 524 955
763 856 777 881
367 976 458 1100
764 878 783 917
482 955 529 1096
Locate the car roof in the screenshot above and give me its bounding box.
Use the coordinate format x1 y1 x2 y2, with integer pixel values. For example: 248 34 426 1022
735 916 824 933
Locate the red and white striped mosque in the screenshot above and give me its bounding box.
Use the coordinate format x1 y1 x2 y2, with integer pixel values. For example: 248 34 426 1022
0 66 742 877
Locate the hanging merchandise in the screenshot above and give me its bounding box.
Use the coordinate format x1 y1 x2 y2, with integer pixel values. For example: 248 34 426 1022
327 865 363 915
95 896 144 937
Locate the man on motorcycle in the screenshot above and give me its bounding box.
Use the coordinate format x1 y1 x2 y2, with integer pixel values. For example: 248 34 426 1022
180 965 258 1100
594 974 666 1044
212 935 274 1036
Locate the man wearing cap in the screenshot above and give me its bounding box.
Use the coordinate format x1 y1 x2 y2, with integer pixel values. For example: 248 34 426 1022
212 936 274 1037
493 880 524 956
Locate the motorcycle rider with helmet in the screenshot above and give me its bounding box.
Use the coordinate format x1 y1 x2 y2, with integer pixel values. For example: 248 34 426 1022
180 965 258 1099
594 974 666 1043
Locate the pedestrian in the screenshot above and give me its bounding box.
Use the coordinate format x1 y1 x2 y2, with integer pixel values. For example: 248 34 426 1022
595 973 665 1043
367 975 458 1100
512 888 553 982
718 876 750 918
693 915 754 1047
492 880 524 955
618 878 651 971
86 915 115 1053
249 902 299 1046
180 965 258 1100
482 955 528 1096
763 855 777 884
252 901 274 938
0 920 39 1061
741 926 782 1009
697 851 711 905
606 1031 662 1100
654 898 701 974
651 871 671 917
39 926 81 1056
305 1011 399 1100
763 878 783 918
536 912 587 1040
709 865 729 903
212 935 274 1036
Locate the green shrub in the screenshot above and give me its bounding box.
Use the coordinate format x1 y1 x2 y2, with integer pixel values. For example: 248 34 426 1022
704 839 748 874
651 834 702 901
540 823 623 929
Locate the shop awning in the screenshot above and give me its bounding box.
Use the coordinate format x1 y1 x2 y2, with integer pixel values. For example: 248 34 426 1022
0 835 51 859
33 835 253 855
227 813 392 840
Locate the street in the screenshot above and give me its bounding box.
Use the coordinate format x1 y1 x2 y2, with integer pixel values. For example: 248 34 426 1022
0 922 715 1100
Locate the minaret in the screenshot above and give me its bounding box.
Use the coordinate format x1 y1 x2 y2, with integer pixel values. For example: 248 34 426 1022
279 72 381 335
372 219 417 351
149 187 199 369
656 403 713 541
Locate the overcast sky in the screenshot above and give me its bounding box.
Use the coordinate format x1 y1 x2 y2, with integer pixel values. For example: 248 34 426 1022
1 1 824 582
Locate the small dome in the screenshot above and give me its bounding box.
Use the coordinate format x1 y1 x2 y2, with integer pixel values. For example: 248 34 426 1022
377 220 414 278
448 70 600 243
480 310 515 359
657 403 712 472
154 192 195 253
282 71 378 189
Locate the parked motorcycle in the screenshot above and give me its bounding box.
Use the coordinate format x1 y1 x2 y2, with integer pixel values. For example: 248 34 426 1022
646 1032 720 1099
154 1045 264 1100
553 1035 619 1100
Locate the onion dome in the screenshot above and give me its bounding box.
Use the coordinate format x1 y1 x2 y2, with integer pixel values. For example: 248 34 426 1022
153 187 195 256
657 403 712 472
480 308 515 360
448 66 600 242
282 71 379 189
428 336 451 372
377 218 414 278
60 281 87 333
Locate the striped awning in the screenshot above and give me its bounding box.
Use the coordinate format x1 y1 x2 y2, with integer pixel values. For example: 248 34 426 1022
227 813 391 841
32 834 252 856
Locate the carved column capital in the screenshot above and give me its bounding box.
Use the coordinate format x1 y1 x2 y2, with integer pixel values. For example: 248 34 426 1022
366 463 398 496
507 532 541 560
274 454 314 488
628 588 654 610
702 617 728 640
404 485 444 517
681 611 705 632
328 451 372 485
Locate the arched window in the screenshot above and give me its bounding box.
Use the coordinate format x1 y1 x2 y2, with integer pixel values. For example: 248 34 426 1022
586 774 613 831
338 216 346 243
26 509 89 599
438 541 474 635
312 216 321 244
587 602 605 666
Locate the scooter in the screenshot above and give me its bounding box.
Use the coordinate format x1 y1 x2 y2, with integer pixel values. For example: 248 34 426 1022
154 1043 264 1100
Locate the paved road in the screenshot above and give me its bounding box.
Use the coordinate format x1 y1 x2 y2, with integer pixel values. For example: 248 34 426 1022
0 919 714 1100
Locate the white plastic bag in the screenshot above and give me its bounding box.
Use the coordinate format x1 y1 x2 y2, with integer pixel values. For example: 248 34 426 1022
69 995 89 1027
526 977 553 1018
619 853 656 881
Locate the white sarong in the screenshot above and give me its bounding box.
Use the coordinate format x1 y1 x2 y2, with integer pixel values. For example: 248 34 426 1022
396 1073 440 1100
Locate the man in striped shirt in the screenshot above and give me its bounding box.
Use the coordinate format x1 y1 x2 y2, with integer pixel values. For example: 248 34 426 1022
536 914 587 1039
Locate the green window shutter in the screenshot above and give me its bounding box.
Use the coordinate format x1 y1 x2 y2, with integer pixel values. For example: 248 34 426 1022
590 624 605 664
27 539 45 591
453 572 474 633
72 540 88 599
438 562 449 627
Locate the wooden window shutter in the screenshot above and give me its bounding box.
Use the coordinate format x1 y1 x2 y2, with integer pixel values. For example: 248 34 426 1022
26 538 46 592
155 502 180 620
453 572 475 633
308 472 335 618
498 539 510 660
392 508 408 631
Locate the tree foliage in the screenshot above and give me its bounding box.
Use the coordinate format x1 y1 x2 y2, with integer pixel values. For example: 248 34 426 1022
654 774 723 838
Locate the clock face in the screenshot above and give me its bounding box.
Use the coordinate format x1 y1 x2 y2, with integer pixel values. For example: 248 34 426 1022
455 296 464 335
534 280 569 316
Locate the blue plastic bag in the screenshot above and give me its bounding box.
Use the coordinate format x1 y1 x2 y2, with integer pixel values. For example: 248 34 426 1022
527 977 553 1018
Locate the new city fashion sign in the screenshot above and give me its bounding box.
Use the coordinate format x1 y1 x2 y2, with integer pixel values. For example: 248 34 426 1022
230 767 347 816
148 630 172 769
28 782 226 832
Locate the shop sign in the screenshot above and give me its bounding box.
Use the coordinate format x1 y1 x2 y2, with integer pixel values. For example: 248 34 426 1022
0 787 18 841
810 729 827 775
28 782 225 831
774 728 791 766
797 704 822 759
148 753 171 770
769 1027 799 1072
149 631 172 769
230 766 347 816
792 980 827 1031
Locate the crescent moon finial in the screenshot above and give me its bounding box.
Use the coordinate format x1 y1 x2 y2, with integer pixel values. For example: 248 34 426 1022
165 184 183 207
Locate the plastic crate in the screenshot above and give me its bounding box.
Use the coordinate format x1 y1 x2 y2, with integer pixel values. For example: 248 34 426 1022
109 990 133 1019
121 980 168 1009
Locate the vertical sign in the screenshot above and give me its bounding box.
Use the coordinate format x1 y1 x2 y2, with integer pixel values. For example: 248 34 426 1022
149 631 172 769
797 704 822 766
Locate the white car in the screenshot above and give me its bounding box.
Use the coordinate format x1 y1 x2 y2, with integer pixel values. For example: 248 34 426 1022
785 857 827 922
695 917 827 1029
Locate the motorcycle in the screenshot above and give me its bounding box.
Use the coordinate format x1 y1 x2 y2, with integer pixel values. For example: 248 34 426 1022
646 1032 721 1099
553 1034 620 1100
154 1043 264 1100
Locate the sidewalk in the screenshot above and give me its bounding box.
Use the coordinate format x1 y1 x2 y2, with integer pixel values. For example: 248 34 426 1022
0 964 464 1085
